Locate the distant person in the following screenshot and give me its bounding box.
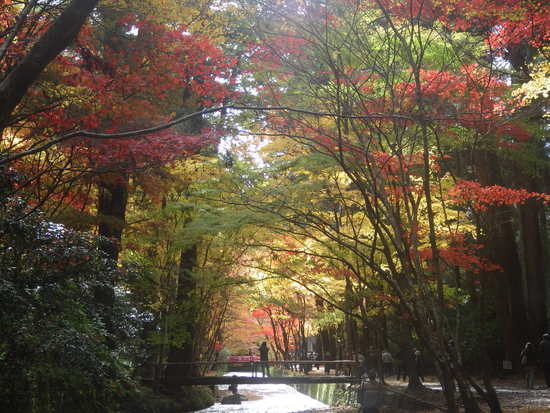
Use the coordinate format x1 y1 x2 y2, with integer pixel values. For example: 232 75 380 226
395 348 407 382
324 351 333 375
381 349 393 379
357 352 367 377
539 334 550 388
315 351 322 369
221 379 243 404
359 371 384 413
520 341 537 389
302 351 312 374
414 348 425 382
259 342 270 377
249 348 258 377
366 346 379 379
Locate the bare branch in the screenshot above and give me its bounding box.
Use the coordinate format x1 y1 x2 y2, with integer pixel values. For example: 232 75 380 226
1 103 512 166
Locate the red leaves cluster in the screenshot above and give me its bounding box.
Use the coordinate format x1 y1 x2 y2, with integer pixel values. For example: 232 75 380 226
395 65 532 144
447 180 550 211
69 129 222 171
374 0 549 51
11 12 236 171
417 242 501 274
398 67 499 118
252 305 299 341
250 34 309 69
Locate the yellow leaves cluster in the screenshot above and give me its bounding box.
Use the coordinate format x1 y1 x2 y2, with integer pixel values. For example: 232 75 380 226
513 50 550 116
99 0 230 42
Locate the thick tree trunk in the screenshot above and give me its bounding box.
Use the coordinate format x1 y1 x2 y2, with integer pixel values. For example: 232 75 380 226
94 176 128 345
0 0 98 129
165 243 199 385
474 150 529 366
506 42 548 344
437 363 459 413
453 368 482 413
519 197 547 341
97 177 128 261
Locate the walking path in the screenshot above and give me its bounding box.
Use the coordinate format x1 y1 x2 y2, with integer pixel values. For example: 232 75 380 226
194 372 329 413
194 370 550 412
386 377 550 412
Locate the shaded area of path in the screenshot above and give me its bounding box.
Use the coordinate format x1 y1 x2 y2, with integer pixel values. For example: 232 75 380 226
386 377 550 411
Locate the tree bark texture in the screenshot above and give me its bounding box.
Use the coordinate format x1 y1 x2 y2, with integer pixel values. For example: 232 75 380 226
519 196 547 341
97 177 129 261
165 243 199 385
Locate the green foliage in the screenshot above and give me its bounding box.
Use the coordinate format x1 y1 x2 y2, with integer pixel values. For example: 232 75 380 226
0 196 143 413
179 386 216 412
119 386 214 413
118 385 215 413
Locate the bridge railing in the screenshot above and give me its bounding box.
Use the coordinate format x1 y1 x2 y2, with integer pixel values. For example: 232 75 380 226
160 359 361 377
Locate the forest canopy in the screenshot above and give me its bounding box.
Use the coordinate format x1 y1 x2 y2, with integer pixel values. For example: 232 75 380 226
0 1 549 412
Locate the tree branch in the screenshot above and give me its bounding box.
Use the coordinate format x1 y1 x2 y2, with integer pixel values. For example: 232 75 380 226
0 0 99 128
0 104 509 166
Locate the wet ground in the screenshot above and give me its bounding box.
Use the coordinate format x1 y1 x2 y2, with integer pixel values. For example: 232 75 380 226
194 372 329 413
193 372 550 413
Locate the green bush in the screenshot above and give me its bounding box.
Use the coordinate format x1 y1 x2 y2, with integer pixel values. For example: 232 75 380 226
181 386 216 411
120 385 215 413
121 388 183 413
0 197 143 413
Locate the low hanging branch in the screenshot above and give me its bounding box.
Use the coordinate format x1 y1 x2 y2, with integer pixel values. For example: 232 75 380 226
0 104 509 166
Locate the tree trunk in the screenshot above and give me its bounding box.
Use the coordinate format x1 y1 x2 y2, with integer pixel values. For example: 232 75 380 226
94 175 128 345
436 363 459 413
165 243 199 386
0 0 98 129
518 196 547 341
344 275 355 359
474 149 529 366
97 177 128 261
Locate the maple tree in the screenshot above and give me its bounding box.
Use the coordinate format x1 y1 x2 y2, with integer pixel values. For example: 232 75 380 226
1 1 235 236
218 0 550 411
0 0 244 408
1 0 549 411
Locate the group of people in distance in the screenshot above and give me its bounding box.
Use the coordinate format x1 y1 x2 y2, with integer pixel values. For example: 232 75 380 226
358 347 424 383
521 333 550 389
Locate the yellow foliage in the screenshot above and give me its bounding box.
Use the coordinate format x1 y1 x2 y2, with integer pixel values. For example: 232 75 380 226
99 0 235 42
513 51 550 116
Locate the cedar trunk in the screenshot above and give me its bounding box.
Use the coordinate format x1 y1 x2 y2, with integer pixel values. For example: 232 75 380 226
474 150 529 366
519 196 547 341
165 244 199 384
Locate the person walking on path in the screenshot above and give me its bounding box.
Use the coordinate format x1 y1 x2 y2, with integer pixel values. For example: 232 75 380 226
396 348 407 382
538 333 550 388
381 349 394 379
520 341 537 389
414 348 425 382
249 348 258 377
359 371 385 413
324 351 333 375
259 341 270 377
